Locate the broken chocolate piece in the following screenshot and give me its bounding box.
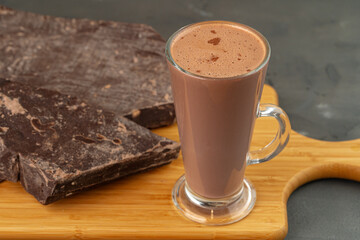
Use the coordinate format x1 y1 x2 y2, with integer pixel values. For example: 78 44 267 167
0 79 180 204
0 5 175 129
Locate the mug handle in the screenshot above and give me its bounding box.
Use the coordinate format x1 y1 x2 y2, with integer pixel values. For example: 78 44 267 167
247 103 291 166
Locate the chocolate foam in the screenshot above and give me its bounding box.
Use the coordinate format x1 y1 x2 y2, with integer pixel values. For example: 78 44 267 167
170 22 266 78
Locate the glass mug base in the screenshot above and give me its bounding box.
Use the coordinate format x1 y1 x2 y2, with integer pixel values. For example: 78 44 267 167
172 174 256 225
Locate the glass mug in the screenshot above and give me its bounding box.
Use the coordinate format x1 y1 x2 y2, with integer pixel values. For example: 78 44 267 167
165 21 291 225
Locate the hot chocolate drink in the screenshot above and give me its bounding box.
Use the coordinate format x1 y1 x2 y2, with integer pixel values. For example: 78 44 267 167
168 22 268 199
167 21 290 225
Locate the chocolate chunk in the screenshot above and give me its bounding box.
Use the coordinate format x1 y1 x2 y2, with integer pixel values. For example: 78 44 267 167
0 5 175 129
208 37 221 45
0 79 180 204
211 55 219 62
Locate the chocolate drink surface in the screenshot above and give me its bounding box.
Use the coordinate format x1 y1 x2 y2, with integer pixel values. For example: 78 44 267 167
168 22 268 198
170 23 266 78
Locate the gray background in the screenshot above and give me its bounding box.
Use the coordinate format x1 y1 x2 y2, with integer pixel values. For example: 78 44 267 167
0 0 359 239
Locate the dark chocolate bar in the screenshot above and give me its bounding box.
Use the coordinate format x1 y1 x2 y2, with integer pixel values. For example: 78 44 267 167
0 5 175 129
0 79 180 204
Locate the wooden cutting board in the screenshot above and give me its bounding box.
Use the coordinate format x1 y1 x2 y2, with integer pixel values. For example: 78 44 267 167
0 84 359 240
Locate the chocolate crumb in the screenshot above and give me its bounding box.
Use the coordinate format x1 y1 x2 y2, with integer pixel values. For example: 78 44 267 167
210 30 216 34
196 70 201 73
208 37 221 45
211 56 219 62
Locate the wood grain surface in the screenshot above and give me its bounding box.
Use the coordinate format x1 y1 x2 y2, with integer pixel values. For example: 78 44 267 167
0 84 359 239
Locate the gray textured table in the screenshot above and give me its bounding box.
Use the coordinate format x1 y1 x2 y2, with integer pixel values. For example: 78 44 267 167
1 0 359 239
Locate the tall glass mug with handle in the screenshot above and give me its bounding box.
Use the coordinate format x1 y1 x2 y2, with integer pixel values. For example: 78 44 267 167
165 21 290 225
